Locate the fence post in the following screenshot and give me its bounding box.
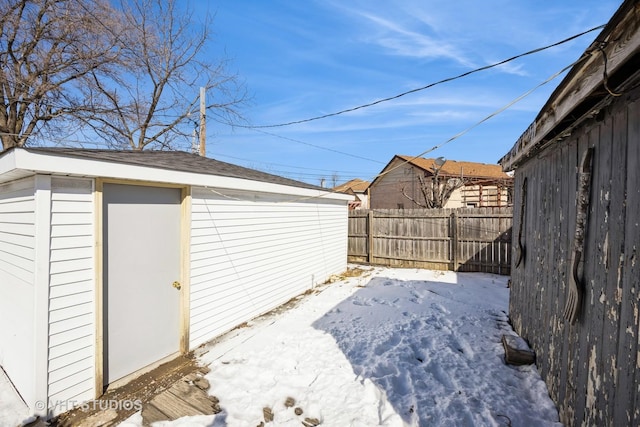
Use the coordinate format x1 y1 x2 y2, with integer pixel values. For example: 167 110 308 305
367 210 374 263
451 212 459 271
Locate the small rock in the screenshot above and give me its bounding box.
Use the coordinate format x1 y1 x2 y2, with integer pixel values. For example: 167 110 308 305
302 417 320 427
263 407 274 422
284 397 296 408
212 402 222 414
256 422 264 427
294 407 303 416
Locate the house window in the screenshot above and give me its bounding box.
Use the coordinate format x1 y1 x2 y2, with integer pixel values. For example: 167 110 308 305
466 203 477 208
397 203 404 209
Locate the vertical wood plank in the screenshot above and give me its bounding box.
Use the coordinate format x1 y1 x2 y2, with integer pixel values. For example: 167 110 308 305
510 174 524 333
612 99 634 427
583 116 610 426
367 210 374 264
532 161 543 345
180 187 192 355
556 140 571 412
562 135 580 424
539 148 552 379
451 212 458 271
574 128 595 426
599 106 623 426
94 179 104 398
545 146 559 400
624 99 640 427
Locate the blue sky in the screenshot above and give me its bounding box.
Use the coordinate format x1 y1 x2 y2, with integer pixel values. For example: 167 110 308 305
200 1 622 186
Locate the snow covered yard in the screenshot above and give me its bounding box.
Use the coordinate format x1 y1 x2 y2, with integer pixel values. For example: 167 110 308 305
130 266 560 427
1 266 562 426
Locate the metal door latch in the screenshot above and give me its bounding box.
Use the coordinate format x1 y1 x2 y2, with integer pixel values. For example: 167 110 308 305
172 281 181 290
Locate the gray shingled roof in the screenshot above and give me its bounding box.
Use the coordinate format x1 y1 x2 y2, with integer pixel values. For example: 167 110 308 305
21 148 324 191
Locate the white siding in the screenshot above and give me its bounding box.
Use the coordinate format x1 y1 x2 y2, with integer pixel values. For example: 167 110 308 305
189 187 348 348
0 177 36 407
47 177 95 410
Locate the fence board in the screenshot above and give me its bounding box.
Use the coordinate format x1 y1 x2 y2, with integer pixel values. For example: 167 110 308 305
348 207 512 275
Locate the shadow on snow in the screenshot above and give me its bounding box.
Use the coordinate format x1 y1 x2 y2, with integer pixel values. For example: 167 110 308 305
311 274 550 427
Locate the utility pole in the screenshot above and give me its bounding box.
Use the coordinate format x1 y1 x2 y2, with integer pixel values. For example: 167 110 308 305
199 87 206 156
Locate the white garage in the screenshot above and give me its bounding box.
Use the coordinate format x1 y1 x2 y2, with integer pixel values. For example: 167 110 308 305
0 147 350 417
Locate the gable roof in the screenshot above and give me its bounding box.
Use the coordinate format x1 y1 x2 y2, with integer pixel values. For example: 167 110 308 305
5 147 323 191
333 178 370 193
392 155 509 179
369 155 511 189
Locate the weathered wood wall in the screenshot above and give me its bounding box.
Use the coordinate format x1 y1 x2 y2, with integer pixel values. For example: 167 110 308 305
348 207 512 274
510 88 640 426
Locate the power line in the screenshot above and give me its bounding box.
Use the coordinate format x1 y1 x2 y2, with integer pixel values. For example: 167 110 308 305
250 128 385 164
227 24 605 129
199 54 587 204
372 53 589 183
11 50 584 194
215 153 377 175
7 25 604 150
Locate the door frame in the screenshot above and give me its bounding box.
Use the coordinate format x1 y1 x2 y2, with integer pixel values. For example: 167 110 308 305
94 178 191 396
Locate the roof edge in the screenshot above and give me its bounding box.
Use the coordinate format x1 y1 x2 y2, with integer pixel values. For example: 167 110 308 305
500 0 640 171
3 148 353 202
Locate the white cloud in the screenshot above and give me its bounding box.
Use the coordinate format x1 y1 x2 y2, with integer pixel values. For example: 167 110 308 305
489 61 529 77
358 12 472 65
321 2 473 66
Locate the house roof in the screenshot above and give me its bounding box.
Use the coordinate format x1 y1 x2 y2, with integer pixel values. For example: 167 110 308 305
333 178 370 193
5 147 323 191
394 155 510 179
368 155 510 189
499 0 640 170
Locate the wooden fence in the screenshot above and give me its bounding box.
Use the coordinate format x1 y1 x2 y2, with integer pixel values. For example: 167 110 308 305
348 207 512 275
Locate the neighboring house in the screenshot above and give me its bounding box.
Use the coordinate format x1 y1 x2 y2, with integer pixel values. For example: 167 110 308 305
0 147 351 419
369 155 512 209
499 1 640 425
333 178 370 209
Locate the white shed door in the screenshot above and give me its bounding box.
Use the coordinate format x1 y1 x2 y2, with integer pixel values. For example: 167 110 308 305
103 184 182 385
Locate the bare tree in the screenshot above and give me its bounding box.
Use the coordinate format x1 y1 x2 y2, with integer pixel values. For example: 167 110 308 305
0 0 122 150
78 0 247 151
0 0 247 152
402 166 466 209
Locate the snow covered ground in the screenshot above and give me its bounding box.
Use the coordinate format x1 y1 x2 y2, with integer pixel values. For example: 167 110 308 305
0 367 30 427
1 266 562 427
